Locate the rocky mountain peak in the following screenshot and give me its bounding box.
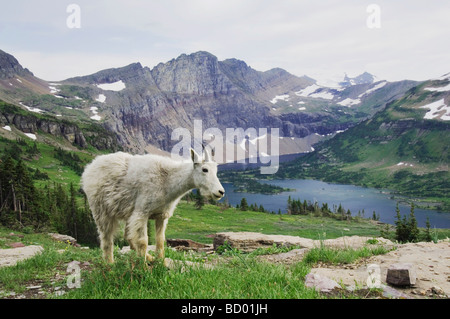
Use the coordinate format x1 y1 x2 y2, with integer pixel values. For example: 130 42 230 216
340 71 375 87
0 49 33 79
64 62 145 85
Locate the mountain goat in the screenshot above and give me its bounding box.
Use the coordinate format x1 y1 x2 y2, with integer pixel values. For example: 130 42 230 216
81 148 224 264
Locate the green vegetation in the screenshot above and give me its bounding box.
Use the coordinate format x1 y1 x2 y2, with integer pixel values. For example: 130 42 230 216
265 94 450 211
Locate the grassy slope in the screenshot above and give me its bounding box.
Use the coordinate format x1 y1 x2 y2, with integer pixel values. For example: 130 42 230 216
272 84 450 210
2 203 449 299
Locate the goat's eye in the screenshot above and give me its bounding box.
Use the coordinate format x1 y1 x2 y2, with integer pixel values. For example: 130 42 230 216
202 168 208 173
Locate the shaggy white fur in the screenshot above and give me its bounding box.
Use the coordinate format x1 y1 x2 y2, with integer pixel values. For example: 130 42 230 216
81 149 224 264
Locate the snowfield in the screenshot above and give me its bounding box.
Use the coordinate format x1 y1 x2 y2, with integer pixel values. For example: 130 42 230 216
424 83 450 92
358 81 387 98
90 106 102 121
96 80 126 91
95 94 106 103
295 84 334 100
419 98 450 121
338 98 361 107
270 94 290 104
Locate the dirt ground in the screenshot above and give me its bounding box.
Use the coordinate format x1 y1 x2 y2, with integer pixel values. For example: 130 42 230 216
309 241 450 298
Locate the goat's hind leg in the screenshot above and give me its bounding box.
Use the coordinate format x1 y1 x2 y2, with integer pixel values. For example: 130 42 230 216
125 213 153 263
98 219 118 263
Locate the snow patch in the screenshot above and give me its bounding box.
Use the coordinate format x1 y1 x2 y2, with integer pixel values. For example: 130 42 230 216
49 86 60 94
298 107 306 111
19 102 45 114
96 94 106 103
24 133 37 140
338 98 361 107
90 106 102 121
358 81 387 98
397 162 414 167
309 91 334 100
96 80 126 91
419 98 450 121
2 125 11 131
270 94 289 104
424 83 450 92
295 84 321 97
296 84 334 100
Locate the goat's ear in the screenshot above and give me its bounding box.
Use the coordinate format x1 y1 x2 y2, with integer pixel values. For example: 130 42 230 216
190 148 201 165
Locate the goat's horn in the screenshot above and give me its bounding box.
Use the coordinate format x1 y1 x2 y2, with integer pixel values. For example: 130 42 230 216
204 146 211 162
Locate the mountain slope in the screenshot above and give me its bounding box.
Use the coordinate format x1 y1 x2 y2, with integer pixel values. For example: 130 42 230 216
274 75 450 210
0 49 420 158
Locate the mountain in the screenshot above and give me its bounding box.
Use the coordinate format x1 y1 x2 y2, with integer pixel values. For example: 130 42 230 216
339 72 375 87
274 74 450 209
0 49 33 79
0 49 420 160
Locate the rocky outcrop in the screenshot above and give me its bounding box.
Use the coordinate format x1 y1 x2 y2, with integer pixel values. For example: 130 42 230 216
213 232 393 252
62 52 345 153
0 49 33 79
0 110 87 148
213 232 316 252
0 245 43 268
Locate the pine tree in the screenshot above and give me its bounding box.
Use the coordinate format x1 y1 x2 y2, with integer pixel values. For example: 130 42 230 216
395 202 407 243
194 190 205 210
407 203 419 243
240 197 248 211
424 216 432 242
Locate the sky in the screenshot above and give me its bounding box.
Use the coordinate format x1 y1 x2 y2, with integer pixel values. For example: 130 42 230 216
1 0 449 83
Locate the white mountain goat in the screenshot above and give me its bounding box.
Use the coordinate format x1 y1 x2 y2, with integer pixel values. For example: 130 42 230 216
81 148 224 264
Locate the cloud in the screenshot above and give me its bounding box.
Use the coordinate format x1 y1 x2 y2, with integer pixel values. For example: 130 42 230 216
1 0 450 82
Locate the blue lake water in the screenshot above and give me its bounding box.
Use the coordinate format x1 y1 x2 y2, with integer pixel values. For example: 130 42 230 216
220 179 450 229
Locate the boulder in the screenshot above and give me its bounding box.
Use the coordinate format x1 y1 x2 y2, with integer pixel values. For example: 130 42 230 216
386 263 417 286
213 232 315 252
0 245 43 268
304 273 340 293
48 233 80 247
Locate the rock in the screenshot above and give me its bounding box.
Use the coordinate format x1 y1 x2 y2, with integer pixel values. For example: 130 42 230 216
386 263 417 286
304 273 340 293
7 242 25 248
26 285 42 290
166 238 213 252
48 233 80 247
0 245 43 268
380 284 413 299
213 232 315 252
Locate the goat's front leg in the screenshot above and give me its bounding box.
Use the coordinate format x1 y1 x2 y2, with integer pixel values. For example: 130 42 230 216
125 212 154 263
155 217 169 267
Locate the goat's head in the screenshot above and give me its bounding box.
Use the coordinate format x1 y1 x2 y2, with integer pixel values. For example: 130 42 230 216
190 148 225 200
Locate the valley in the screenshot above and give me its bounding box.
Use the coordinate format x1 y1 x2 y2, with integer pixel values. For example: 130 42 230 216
0 48 448 242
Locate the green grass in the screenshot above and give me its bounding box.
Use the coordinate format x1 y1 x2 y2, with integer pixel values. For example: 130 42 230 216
0 202 398 300
165 202 383 244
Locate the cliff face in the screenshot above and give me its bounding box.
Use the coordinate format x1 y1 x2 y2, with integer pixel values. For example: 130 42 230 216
0 49 421 156
0 49 33 79
62 51 339 153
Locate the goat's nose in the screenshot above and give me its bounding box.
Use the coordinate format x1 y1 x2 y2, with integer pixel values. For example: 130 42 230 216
219 189 225 196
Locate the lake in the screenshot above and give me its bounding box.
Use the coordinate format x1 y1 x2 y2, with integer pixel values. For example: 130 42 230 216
220 179 450 229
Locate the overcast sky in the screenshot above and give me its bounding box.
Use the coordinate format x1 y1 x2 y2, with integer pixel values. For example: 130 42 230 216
1 0 449 83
